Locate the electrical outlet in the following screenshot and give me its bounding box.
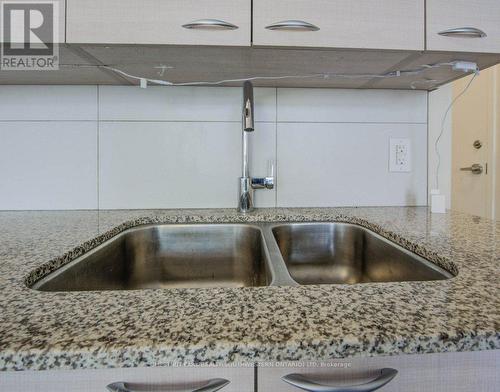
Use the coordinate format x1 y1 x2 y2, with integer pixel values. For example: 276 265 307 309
389 138 411 172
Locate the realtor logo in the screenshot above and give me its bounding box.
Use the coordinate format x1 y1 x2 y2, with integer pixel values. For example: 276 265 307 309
1 1 59 70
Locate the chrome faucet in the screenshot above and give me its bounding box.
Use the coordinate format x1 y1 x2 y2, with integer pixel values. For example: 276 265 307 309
238 81 274 213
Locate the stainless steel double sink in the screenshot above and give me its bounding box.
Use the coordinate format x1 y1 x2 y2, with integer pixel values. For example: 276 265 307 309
31 223 453 292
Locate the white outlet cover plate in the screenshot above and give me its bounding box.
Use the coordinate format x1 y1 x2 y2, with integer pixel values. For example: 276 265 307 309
389 137 411 172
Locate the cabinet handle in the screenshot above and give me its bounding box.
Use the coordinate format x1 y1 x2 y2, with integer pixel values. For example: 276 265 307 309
438 27 487 38
282 368 398 392
182 19 238 30
265 20 320 31
107 378 230 392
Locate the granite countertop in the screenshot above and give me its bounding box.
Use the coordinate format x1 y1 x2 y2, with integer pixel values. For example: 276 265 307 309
0 207 499 371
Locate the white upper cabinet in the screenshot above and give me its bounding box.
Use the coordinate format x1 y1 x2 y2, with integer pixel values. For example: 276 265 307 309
66 0 251 46
252 0 424 50
427 0 500 53
65 0 500 54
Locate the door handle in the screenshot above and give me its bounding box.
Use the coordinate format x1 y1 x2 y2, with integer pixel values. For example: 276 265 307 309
282 368 398 392
107 378 230 392
460 163 483 174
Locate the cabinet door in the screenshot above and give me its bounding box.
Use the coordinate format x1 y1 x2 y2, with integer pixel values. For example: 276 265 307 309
66 0 250 46
0 365 254 392
258 351 499 392
253 0 424 50
427 0 500 53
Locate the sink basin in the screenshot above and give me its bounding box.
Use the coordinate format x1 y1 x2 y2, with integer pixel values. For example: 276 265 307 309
32 224 272 291
271 223 453 285
31 221 453 291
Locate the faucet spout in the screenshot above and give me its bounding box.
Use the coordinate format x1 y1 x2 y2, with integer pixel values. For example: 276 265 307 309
238 81 274 213
241 81 253 180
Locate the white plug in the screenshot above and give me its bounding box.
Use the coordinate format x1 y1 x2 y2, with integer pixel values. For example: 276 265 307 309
452 61 479 73
430 189 446 214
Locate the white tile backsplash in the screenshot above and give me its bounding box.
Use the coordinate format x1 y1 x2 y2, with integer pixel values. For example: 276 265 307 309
0 86 97 121
0 122 97 210
99 122 276 209
277 89 427 123
99 86 276 122
246 122 277 208
276 123 427 207
0 86 429 210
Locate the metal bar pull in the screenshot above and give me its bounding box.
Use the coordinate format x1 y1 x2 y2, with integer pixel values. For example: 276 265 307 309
182 19 238 30
107 378 230 392
438 27 487 38
265 20 320 31
281 368 398 392
460 163 483 174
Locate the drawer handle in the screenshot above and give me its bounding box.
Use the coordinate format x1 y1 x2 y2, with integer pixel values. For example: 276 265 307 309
282 368 398 392
182 19 238 30
438 27 487 38
265 20 320 31
107 378 230 392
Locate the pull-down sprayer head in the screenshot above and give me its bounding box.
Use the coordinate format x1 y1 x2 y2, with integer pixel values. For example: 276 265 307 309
243 81 254 132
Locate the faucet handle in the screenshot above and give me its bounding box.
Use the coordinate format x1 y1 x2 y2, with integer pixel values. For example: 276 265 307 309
268 159 275 179
251 160 275 190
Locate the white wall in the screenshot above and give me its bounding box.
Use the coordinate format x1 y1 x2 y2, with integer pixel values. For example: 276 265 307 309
428 83 453 209
0 86 428 210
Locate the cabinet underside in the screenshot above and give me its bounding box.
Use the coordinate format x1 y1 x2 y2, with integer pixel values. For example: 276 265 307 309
1 45 499 90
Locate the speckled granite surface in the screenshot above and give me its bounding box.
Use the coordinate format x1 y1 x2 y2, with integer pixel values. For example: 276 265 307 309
0 207 498 371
